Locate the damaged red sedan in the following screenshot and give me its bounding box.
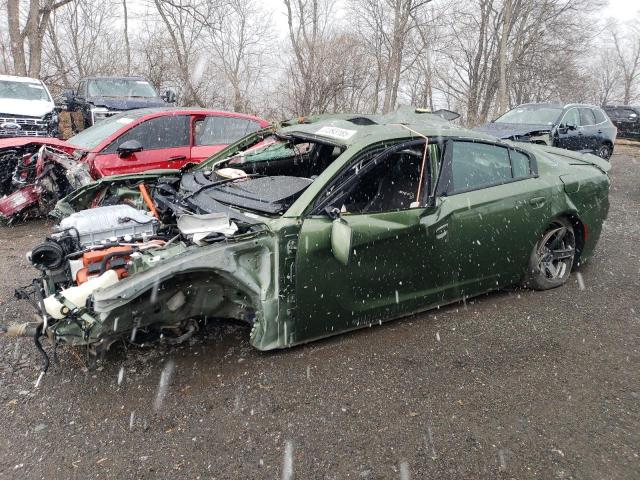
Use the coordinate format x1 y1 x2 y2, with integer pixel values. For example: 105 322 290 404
0 108 268 221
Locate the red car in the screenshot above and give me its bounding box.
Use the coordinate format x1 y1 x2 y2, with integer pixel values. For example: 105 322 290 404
0 108 268 221
2 107 268 176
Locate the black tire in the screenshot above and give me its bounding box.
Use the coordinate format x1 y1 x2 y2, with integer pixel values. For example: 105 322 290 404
596 143 612 160
524 218 576 290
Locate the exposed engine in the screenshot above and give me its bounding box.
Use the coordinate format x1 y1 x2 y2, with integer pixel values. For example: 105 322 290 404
10 190 253 374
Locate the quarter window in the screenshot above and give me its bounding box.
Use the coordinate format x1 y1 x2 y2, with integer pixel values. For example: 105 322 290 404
105 115 190 153
195 116 261 145
510 150 531 178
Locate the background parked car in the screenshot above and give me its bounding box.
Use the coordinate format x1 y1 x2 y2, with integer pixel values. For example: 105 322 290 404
0 74 58 138
604 105 640 139
475 103 617 159
46 107 268 176
63 76 175 128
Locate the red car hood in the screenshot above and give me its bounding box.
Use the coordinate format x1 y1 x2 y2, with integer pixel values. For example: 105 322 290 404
0 137 85 155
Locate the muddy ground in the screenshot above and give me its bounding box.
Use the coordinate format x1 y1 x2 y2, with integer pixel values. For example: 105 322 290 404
0 144 638 479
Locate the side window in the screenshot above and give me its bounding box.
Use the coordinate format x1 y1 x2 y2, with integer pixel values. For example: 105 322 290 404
579 108 596 126
105 115 190 153
622 108 638 119
77 82 85 97
195 116 261 145
322 142 431 214
562 108 580 127
449 142 511 193
510 149 531 178
593 108 607 124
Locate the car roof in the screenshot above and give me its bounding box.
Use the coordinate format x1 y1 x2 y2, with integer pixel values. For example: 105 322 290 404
115 107 269 126
0 74 44 84
82 76 150 81
278 108 493 146
516 102 602 109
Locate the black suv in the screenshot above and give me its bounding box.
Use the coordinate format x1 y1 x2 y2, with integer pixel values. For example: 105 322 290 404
475 103 617 159
604 106 640 139
63 76 176 128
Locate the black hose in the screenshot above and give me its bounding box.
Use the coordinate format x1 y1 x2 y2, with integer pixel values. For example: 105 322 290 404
34 323 49 374
98 249 134 274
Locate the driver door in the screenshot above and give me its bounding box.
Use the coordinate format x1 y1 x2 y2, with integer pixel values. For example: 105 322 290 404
93 115 191 176
294 140 457 341
556 107 581 151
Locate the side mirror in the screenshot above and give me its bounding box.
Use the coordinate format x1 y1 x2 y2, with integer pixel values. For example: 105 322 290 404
117 139 143 158
331 217 353 266
566 123 577 131
162 89 176 104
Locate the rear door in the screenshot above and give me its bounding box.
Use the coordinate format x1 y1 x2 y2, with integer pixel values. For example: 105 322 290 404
578 107 599 152
93 115 191 175
190 115 262 163
437 140 549 297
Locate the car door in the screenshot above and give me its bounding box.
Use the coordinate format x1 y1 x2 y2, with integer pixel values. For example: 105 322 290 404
556 107 581 151
578 107 598 152
436 140 550 297
93 115 191 176
593 108 613 146
190 115 262 163
294 140 455 341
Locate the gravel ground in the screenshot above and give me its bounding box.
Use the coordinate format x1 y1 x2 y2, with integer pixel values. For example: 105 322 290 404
0 144 638 479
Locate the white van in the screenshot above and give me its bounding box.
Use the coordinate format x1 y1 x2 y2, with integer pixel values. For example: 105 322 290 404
0 74 57 138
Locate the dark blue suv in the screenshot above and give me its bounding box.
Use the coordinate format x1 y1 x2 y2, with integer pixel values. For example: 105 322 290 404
476 103 617 159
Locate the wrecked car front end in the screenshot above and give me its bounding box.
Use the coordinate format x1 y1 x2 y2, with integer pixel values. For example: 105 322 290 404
0 144 93 222
9 131 326 371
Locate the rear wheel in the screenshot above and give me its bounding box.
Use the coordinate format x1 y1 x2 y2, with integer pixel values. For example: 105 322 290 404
524 219 576 290
596 143 612 160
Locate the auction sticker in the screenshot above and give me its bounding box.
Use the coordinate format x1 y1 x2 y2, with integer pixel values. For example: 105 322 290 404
316 126 357 140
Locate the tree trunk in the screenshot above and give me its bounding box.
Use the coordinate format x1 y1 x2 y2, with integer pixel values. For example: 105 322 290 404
496 0 513 115
7 0 27 75
123 0 131 75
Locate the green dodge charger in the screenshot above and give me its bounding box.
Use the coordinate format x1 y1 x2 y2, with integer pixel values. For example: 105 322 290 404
11 109 610 365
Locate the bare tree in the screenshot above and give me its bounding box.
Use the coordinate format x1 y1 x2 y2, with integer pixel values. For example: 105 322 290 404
153 0 223 106
437 0 603 125
612 25 640 105
207 0 274 112
7 0 73 77
349 0 433 113
42 0 124 89
123 0 131 75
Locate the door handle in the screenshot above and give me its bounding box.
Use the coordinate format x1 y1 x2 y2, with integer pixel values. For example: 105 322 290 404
168 155 187 162
435 224 448 239
529 197 546 208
